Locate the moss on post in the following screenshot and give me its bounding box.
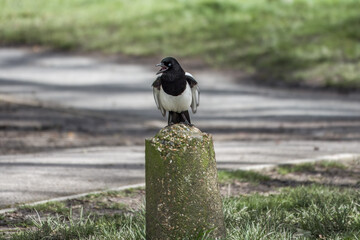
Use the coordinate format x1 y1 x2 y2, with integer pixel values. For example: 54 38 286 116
145 124 225 240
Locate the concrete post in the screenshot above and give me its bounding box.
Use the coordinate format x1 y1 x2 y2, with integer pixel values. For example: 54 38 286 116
145 124 225 239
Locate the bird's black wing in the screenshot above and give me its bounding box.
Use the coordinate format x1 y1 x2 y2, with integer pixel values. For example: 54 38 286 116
152 77 166 117
185 72 200 113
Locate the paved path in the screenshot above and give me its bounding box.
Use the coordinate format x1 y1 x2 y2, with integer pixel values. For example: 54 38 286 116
1 48 360 208
1 143 359 208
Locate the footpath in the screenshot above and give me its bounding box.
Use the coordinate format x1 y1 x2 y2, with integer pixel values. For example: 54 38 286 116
1 48 360 209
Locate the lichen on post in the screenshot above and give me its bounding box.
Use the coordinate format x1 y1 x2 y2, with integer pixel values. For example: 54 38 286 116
145 124 225 239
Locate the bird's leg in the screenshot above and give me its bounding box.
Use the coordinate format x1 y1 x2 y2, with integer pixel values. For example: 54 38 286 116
181 111 193 126
167 111 175 126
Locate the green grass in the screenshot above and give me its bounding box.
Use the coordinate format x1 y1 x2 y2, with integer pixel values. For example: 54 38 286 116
19 201 68 215
318 160 348 170
277 162 316 175
277 160 348 175
4 185 359 240
224 185 360 239
1 0 360 89
218 169 270 183
7 209 146 240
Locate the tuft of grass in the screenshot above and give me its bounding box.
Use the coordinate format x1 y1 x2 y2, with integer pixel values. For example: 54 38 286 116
277 162 315 175
19 201 68 215
218 169 270 183
0 0 360 89
277 160 348 175
318 160 347 170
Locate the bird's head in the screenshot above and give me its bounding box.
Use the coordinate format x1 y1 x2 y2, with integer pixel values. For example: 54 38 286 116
156 57 184 75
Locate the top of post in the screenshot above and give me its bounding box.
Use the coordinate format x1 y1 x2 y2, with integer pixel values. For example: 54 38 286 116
148 124 211 154
154 124 202 139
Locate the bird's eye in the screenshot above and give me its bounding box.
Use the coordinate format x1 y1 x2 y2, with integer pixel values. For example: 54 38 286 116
168 63 172 67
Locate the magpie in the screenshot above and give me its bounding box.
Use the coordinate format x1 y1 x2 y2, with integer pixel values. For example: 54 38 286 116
152 57 200 126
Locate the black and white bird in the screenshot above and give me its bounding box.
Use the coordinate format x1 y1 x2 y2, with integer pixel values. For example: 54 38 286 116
152 57 200 126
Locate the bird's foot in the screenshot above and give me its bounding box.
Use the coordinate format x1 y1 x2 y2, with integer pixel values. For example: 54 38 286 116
180 121 193 127
167 122 175 127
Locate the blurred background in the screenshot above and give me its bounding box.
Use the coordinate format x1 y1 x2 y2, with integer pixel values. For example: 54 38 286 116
1 0 360 155
1 0 360 89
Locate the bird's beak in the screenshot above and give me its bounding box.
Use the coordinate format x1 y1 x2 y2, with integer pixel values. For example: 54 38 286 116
156 63 168 75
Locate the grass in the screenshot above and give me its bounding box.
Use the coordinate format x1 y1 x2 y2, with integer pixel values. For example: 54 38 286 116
277 162 316 175
7 209 146 240
318 160 348 170
3 185 359 240
218 169 270 183
1 0 360 89
277 160 348 175
19 202 68 215
224 185 360 239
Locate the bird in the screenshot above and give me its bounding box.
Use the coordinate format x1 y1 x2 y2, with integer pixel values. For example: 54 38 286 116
152 57 200 126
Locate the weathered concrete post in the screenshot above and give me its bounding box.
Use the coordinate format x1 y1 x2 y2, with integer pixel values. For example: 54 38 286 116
145 124 225 239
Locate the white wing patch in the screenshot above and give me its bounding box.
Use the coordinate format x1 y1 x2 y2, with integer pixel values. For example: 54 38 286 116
153 87 166 117
185 72 194 78
186 72 200 114
191 85 200 113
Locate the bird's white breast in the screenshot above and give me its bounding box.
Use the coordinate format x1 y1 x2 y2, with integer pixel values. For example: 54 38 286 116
159 83 192 113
